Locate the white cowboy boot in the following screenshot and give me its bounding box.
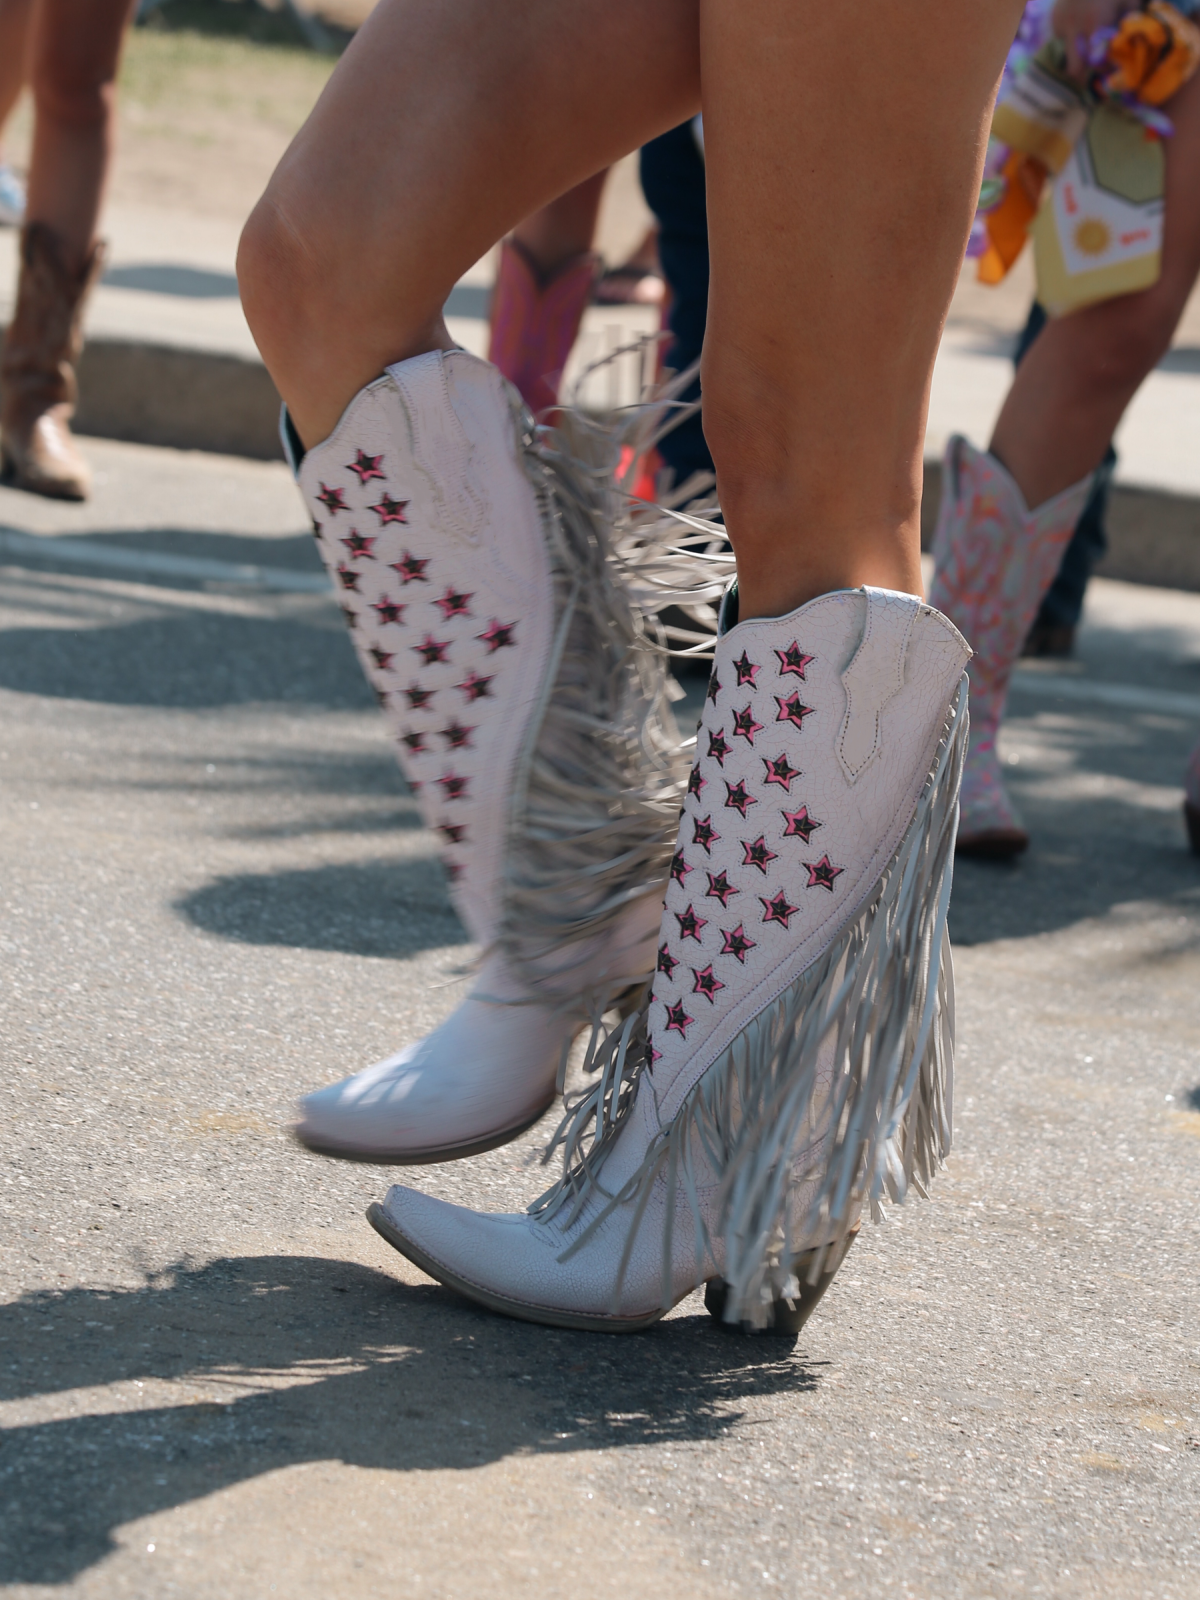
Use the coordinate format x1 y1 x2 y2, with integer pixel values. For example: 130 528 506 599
289 349 685 1162
367 584 970 1330
928 436 1093 859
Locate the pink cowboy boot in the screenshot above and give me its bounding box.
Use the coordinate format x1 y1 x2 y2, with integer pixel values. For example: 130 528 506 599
487 238 598 416
929 436 1093 859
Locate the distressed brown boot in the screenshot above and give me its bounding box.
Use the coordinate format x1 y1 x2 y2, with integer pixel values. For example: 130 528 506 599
1 222 105 501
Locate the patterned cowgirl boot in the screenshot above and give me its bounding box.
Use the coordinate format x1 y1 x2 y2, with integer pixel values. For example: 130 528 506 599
487 239 598 415
929 436 1093 860
1185 739 1200 856
0 223 105 501
291 349 685 1162
366 584 970 1331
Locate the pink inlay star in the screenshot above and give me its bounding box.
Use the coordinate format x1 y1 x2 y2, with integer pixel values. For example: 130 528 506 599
440 721 474 749
732 651 760 688
404 683 434 710
782 805 821 843
347 449 386 484
656 943 679 978
707 729 732 766
669 851 692 886
731 705 765 745
455 670 493 703
316 483 347 515
761 889 800 928
686 764 706 800
369 493 410 526
691 964 725 1003
477 618 517 653
336 565 360 591
674 904 707 943
391 551 429 584
435 587 473 620
776 642 815 679
805 854 844 891
368 645 394 671
439 823 467 845
691 816 720 855
664 999 693 1038
741 836 778 874
341 529 376 559
413 635 450 665
438 771 469 802
720 924 756 963
724 779 757 818
705 869 739 907
762 752 801 791
775 692 814 731
372 596 405 625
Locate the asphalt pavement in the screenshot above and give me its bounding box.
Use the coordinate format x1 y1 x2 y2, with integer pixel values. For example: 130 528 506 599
1 438 1198 1600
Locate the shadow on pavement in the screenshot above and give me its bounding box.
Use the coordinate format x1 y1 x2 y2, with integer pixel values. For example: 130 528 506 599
949 701 1200 945
0 1255 819 1585
0 527 324 576
177 857 467 957
0 612 371 710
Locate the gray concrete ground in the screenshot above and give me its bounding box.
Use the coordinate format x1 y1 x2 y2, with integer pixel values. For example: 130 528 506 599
1 439 1199 1600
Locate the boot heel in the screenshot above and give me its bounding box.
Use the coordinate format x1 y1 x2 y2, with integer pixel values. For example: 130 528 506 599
704 1227 859 1335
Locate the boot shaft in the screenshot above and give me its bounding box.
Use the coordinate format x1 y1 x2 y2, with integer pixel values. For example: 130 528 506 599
928 435 1093 735
1 223 105 419
487 239 598 414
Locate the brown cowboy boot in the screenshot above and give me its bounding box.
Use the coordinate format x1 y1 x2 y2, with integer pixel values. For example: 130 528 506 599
1 222 105 501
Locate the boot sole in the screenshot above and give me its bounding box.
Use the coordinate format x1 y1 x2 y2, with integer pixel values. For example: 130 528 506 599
0 448 87 501
292 1093 556 1166
956 828 1028 861
367 1201 855 1337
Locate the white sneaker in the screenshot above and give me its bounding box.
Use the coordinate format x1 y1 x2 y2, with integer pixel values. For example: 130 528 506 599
369 585 970 1328
290 350 684 1162
0 163 25 228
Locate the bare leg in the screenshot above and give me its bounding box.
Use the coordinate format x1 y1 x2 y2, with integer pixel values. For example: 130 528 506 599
512 170 607 280
240 0 1020 616
700 0 1023 617
990 72 1200 507
239 0 700 449
0 0 36 142
24 0 136 268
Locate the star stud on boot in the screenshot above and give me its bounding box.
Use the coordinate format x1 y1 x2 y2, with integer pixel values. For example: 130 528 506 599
367 585 970 1332
929 436 1093 861
290 349 684 1163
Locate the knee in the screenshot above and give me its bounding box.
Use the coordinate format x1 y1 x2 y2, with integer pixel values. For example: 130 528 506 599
237 192 324 366
1071 288 1181 399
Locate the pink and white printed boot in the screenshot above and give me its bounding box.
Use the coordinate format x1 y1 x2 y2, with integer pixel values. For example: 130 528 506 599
1185 738 1200 856
367 585 970 1331
487 239 598 416
929 436 1093 860
289 349 683 1163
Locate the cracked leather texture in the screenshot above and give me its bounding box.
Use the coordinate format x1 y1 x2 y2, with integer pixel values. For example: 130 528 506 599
381 587 970 1315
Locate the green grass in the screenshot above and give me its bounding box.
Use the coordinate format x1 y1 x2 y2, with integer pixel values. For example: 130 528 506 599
120 4 338 127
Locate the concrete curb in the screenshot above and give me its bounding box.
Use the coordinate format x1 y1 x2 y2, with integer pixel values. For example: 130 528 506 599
53 332 1200 595
75 335 284 461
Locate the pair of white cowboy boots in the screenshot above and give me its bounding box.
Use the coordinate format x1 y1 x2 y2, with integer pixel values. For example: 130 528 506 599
288 346 972 1332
